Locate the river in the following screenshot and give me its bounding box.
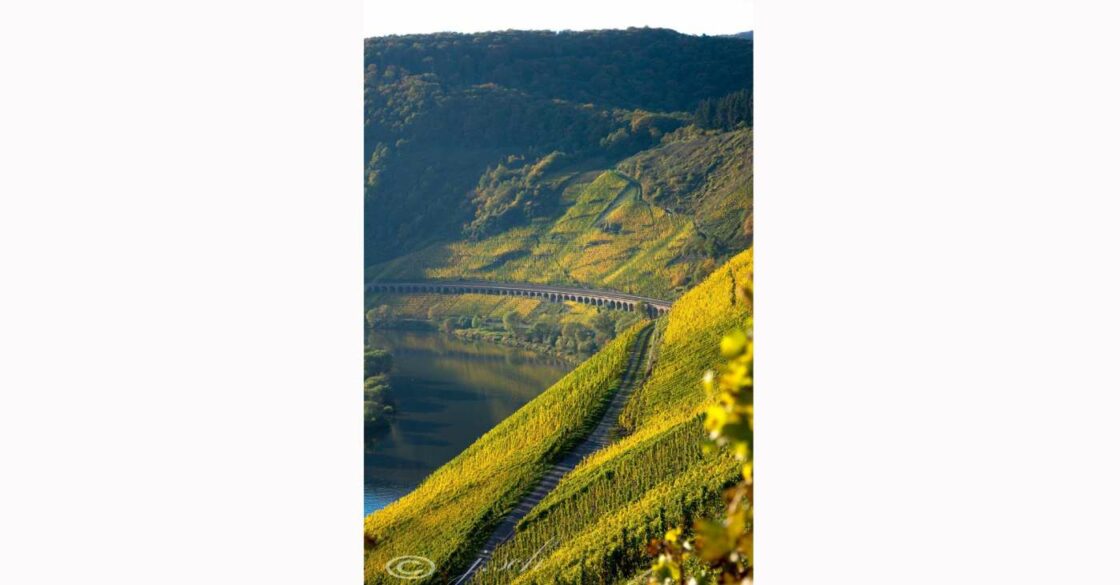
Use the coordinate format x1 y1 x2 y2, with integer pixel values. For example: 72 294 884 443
364 329 573 516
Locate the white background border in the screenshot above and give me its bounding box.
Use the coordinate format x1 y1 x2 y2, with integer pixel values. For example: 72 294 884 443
3 0 1119 583
1 1 363 583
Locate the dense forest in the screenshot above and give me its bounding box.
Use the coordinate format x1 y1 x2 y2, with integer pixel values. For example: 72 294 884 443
366 29 751 112
365 28 752 285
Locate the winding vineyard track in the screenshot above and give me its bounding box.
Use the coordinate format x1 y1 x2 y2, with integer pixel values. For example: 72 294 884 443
366 280 672 317
451 323 656 585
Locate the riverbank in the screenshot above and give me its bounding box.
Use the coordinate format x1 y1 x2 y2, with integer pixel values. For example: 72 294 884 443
364 328 573 514
365 292 643 363
372 319 585 364
363 345 394 449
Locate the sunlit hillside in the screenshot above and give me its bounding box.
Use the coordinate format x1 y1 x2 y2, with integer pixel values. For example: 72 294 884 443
364 249 752 584
367 129 751 300
365 29 752 264
364 29 753 585
363 323 650 584
477 249 753 584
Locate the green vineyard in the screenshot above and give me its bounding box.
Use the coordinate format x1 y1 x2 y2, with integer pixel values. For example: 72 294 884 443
476 249 753 584
364 323 650 584
363 249 752 584
366 129 751 302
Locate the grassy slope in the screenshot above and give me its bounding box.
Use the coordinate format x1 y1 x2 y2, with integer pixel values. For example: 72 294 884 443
619 128 753 250
475 249 754 585
366 130 751 300
364 322 650 584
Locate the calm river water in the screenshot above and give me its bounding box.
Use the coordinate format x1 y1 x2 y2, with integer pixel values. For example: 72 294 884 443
364 329 573 516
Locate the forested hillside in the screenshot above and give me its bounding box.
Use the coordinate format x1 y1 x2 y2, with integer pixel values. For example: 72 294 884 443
366 29 751 112
367 128 751 299
365 28 752 296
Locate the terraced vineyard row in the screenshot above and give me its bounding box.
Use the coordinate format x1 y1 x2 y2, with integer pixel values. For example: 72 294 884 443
454 324 655 584
363 323 651 584
472 249 753 584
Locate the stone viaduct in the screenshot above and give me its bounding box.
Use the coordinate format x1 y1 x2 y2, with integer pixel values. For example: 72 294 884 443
365 280 671 317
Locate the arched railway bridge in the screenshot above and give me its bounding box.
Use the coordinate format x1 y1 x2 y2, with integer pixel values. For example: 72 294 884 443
365 280 672 317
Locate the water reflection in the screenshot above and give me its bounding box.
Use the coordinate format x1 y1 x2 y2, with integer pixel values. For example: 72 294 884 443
364 329 573 515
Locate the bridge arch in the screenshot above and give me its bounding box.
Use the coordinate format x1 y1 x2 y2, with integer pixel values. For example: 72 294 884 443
367 281 673 318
